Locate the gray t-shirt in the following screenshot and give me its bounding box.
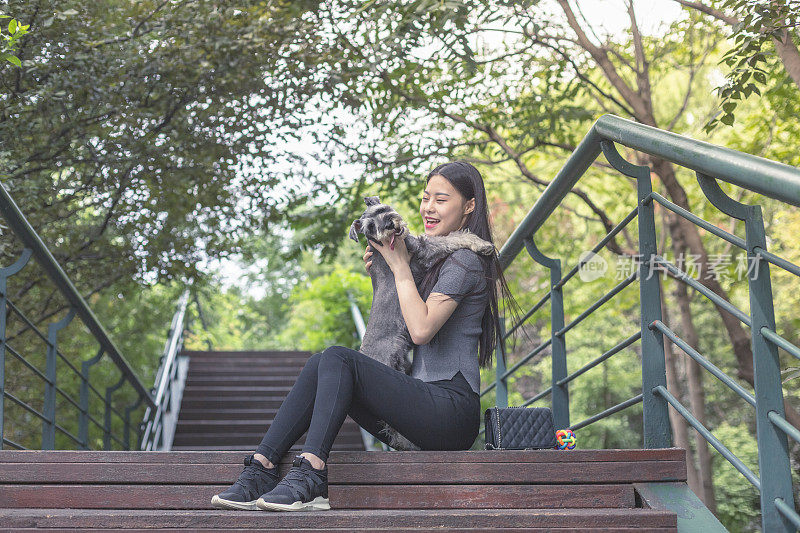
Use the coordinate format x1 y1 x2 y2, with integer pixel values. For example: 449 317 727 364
410 248 488 394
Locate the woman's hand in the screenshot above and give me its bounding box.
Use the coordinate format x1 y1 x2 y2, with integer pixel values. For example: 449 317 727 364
369 234 411 273
363 246 373 273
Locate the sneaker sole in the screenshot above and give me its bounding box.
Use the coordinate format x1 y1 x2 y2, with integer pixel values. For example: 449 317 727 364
256 495 331 512
211 494 260 511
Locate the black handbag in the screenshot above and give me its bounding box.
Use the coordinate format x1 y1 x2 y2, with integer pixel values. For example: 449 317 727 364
483 406 557 450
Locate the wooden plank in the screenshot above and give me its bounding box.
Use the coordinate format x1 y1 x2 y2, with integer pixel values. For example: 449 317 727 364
0 449 687 464
169 443 364 452
178 398 289 408
332 483 635 509
0 526 677 533
0 461 683 485
174 421 362 432
178 409 282 419
181 350 313 357
188 367 304 373
326 461 685 484
0 484 634 510
0 508 678 529
186 374 297 386
171 434 364 446
181 386 295 395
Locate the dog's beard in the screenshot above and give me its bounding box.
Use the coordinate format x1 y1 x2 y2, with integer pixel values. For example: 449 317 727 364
373 225 407 250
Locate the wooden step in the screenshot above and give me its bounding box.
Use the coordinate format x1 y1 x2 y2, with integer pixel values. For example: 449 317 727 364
0 450 686 481
178 398 289 409
177 408 283 419
189 362 304 377
169 443 363 452
0 508 678 530
181 350 314 358
182 386 294 396
187 368 303 374
186 373 297 387
174 420 364 434
0 449 686 465
171 433 365 447
0 483 635 510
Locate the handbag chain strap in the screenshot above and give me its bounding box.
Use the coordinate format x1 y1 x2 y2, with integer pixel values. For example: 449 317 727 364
495 407 502 448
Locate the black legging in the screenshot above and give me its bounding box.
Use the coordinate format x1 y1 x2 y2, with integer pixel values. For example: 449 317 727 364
255 345 480 464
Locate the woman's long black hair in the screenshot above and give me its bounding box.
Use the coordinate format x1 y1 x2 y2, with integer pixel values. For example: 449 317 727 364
417 160 521 370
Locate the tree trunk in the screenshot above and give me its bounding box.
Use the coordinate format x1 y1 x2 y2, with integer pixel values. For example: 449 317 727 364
670 277 718 511
663 201 718 512
773 28 800 90
660 272 701 496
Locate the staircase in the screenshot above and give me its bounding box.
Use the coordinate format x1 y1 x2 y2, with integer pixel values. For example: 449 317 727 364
171 350 366 453
0 448 684 530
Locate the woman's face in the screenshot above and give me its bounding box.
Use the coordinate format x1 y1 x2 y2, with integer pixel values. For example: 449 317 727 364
420 174 475 236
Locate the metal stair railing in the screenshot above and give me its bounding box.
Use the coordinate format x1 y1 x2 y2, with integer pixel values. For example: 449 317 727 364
139 289 191 451
0 179 157 451
479 114 799 532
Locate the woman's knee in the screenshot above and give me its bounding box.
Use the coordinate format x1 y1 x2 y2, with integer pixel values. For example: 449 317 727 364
321 345 356 363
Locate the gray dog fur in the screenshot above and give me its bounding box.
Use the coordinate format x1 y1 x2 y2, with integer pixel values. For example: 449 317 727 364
348 196 495 450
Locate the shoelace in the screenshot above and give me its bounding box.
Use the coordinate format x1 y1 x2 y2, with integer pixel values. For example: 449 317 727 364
234 464 268 492
277 467 316 500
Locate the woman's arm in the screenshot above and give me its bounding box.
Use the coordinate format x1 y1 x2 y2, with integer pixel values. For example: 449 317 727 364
368 238 459 346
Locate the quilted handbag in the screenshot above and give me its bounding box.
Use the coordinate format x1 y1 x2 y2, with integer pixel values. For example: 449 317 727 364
484 406 557 450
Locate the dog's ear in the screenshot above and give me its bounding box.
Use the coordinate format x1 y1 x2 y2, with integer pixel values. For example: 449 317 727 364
364 196 380 206
348 219 362 242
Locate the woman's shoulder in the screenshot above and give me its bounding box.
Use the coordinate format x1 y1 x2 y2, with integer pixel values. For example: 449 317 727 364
445 248 484 271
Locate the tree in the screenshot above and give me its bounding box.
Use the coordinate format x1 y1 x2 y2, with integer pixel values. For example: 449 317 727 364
671 0 800 128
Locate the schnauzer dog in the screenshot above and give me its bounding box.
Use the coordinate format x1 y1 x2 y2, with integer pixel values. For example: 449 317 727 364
349 196 495 450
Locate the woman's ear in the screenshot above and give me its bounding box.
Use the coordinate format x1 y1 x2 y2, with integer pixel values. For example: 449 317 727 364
464 198 475 215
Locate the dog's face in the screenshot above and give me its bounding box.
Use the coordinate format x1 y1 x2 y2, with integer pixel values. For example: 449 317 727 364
349 196 409 245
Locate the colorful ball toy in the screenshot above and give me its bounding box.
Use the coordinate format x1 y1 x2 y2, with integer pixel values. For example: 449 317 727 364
556 429 576 450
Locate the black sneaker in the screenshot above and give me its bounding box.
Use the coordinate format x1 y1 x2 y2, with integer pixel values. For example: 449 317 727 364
256 454 330 511
211 454 281 511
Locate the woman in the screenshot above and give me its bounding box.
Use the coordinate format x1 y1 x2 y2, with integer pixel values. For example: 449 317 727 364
211 160 514 512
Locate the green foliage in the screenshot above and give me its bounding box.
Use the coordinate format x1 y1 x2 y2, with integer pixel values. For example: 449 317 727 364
711 423 761 532
276 267 371 352
706 0 800 130
0 13 29 69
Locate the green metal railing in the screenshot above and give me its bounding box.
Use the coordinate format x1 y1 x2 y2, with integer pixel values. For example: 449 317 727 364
482 114 799 532
0 179 188 452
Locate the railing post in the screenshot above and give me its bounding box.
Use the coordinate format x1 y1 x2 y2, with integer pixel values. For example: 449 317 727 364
124 395 144 451
524 237 569 428
103 374 126 450
43 308 76 449
746 206 796 532
601 141 670 448
696 172 797 531
79 348 104 450
0 248 32 448
495 317 507 408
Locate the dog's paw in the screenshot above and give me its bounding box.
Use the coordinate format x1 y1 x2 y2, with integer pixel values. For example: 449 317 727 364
378 420 422 451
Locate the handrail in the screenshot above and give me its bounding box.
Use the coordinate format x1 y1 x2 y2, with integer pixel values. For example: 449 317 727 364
487 114 799 532
1 178 161 451
140 290 190 451
0 181 154 406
